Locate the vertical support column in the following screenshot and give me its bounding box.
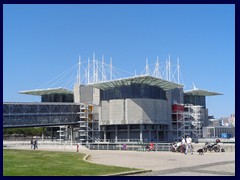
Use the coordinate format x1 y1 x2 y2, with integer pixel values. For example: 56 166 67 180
70 125 73 146
140 124 143 142
51 127 53 141
115 125 118 142
148 125 151 142
103 126 106 142
42 127 44 142
127 124 130 142
157 125 159 142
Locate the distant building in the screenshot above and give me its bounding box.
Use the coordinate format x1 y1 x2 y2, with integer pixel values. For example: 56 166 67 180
202 126 235 138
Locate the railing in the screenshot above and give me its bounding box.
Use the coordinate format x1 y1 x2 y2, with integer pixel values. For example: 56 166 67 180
3 140 172 152
85 142 172 151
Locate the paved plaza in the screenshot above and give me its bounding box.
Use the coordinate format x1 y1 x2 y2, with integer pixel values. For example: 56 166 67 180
81 150 235 176
4 145 235 176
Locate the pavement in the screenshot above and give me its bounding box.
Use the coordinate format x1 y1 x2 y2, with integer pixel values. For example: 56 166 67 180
80 150 235 176
4 145 235 176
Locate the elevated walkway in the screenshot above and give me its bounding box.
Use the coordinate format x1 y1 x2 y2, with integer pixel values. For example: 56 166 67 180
3 102 81 128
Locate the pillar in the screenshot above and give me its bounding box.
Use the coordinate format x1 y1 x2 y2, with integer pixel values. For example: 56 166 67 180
148 125 151 142
127 124 130 142
140 124 143 142
103 126 106 142
115 125 118 142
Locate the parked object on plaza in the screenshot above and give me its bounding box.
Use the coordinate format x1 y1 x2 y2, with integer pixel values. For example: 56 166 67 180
171 142 186 153
203 139 220 152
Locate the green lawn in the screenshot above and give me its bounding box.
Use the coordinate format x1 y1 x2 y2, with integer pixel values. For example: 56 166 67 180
3 149 139 176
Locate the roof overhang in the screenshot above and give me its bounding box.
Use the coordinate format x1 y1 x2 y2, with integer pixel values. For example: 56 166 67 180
88 75 183 91
19 87 73 96
184 89 222 96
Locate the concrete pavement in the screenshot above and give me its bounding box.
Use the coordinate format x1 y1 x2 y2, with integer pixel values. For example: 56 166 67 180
80 150 235 176
4 145 235 176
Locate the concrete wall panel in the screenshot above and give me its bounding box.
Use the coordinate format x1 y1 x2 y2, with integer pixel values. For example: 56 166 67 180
109 100 124 124
100 101 109 125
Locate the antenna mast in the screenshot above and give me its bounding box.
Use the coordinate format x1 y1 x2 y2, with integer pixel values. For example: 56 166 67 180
93 53 96 83
102 55 105 82
168 54 171 81
110 57 112 80
87 58 90 84
146 58 149 75
177 57 180 84
77 55 81 85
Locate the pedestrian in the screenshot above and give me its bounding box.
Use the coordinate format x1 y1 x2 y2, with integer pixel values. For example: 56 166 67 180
77 143 79 152
186 136 193 155
35 139 38 149
30 138 34 149
34 139 38 150
122 144 127 150
149 142 154 151
181 137 186 154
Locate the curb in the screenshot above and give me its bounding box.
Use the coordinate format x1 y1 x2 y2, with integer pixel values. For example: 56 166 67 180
83 154 91 161
82 154 152 176
104 169 152 176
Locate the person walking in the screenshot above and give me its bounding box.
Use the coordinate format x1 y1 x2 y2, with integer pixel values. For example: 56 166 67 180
186 136 193 155
181 137 186 154
34 139 38 150
30 138 34 149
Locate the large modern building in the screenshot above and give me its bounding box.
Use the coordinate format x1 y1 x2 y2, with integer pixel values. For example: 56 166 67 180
3 55 222 143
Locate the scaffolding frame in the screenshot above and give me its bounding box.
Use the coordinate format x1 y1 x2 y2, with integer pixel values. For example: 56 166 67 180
78 103 100 142
172 104 203 141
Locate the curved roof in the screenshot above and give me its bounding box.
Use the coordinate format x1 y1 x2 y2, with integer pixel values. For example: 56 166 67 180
89 75 184 91
19 87 73 96
184 89 222 96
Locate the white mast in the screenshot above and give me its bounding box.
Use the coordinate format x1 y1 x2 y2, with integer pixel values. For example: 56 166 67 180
110 57 112 80
177 57 180 84
102 55 105 82
93 53 95 83
146 58 149 75
77 55 81 85
166 59 168 81
168 54 171 81
96 59 99 82
87 58 90 84
154 56 160 78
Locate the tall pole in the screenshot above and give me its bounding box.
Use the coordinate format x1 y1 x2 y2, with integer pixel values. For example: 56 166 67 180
168 54 171 81
96 59 99 82
87 58 90 84
146 58 149 75
102 55 104 82
93 53 95 83
110 57 112 80
177 58 180 84
78 55 81 85
166 60 168 81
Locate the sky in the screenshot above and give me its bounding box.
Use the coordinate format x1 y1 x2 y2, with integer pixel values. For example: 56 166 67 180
3 4 235 119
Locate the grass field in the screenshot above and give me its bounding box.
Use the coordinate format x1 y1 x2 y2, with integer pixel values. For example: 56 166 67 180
3 149 139 176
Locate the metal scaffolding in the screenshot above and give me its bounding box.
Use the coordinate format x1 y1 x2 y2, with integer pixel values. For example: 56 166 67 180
78 103 100 143
172 104 203 141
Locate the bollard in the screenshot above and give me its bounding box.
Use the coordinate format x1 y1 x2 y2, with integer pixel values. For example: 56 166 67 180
77 143 79 152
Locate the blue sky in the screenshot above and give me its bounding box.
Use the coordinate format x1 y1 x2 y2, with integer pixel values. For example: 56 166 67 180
3 4 235 118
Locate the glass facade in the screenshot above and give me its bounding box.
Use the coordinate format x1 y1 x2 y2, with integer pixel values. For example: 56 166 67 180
41 93 74 102
100 83 166 101
184 94 206 108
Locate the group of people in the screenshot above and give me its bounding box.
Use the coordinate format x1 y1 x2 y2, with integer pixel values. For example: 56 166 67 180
181 136 193 155
30 138 38 150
